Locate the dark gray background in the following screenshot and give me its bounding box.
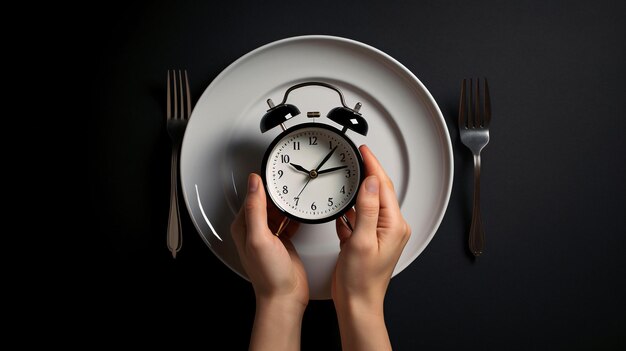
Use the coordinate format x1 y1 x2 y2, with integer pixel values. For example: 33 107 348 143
87 0 625 349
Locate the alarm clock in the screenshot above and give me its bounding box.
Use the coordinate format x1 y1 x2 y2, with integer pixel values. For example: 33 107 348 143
260 82 368 233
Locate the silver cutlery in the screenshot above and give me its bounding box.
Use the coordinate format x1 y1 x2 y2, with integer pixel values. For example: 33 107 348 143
458 78 491 257
166 69 192 258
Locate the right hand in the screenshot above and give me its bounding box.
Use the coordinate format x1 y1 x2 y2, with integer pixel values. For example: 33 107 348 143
332 145 411 311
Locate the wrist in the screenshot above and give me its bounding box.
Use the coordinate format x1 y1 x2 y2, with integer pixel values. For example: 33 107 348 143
256 294 307 320
333 293 385 320
333 295 391 351
251 295 307 350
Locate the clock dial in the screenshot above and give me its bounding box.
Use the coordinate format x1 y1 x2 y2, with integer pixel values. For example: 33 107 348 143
262 123 363 223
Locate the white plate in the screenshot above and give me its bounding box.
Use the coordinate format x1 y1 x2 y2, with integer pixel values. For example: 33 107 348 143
181 35 453 300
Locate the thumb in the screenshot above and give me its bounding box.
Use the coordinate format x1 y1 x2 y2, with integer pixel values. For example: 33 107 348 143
353 176 380 237
244 173 269 240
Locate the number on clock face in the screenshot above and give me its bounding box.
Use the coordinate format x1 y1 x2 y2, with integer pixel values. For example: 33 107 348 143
264 125 362 222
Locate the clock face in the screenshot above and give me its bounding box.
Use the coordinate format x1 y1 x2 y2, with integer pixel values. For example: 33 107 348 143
262 123 363 223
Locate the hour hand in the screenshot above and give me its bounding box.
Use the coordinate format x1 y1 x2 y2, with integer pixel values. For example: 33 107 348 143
290 163 310 174
317 165 348 175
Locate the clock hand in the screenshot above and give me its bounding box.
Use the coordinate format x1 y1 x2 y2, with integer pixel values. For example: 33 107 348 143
317 165 348 175
296 177 312 199
315 146 338 172
295 148 335 199
295 147 340 203
289 162 310 175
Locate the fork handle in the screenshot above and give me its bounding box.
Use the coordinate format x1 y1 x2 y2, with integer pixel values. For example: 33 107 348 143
469 154 485 257
167 144 183 258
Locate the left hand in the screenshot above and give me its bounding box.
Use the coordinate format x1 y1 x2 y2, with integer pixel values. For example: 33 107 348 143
230 173 309 308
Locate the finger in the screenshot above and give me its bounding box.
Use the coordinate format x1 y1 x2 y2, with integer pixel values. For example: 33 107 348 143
359 144 402 214
265 199 301 238
335 208 355 246
353 176 380 241
244 173 270 241
360 145 407 246
266 200 283 232
230 200 247 250
359 145 393 188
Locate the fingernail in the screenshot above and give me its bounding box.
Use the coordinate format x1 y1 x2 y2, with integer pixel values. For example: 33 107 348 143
365 176 379 193
248 174 258 193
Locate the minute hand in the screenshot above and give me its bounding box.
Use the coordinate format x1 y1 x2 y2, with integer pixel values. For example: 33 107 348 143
317 165 348 175
315 146 338 172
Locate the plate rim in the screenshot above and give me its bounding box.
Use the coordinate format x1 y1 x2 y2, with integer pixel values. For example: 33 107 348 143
181 34 454 295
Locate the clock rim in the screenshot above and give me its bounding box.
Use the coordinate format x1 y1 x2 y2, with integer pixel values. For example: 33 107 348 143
261 122 365 224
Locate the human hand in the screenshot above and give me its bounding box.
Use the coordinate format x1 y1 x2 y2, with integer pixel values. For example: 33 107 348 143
231 174 308 350
231 173 308 307
331 145 411 351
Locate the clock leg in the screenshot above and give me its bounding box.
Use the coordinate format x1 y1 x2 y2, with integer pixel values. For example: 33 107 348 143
341 214 354 232
274 216 291 237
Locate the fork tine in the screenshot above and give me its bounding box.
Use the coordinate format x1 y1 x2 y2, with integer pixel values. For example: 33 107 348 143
483 78 491 127
166 70 172 119
458 78 467 128
476 78 482 127
178 70 184 119
173 70 179 119
468 78 474 128
184 70 191 119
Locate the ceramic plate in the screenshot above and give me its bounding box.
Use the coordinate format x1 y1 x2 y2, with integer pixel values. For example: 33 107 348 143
181 35 453 299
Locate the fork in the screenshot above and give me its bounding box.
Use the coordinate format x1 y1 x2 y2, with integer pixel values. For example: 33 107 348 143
167 69 191 258
458 78 491 257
